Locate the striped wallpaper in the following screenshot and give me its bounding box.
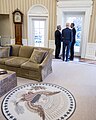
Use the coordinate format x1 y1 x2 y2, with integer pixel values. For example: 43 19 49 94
0 0 96 43
0 0 56 41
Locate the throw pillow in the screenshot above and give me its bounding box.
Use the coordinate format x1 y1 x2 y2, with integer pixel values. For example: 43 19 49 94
0 47 10 58
9 45 12 56
35 48 49 58
29 49 46 64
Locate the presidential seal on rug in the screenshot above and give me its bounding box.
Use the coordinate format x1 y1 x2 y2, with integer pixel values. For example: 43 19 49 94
1 83 76 120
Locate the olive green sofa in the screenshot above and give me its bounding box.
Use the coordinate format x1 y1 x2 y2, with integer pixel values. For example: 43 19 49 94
0 45 53 81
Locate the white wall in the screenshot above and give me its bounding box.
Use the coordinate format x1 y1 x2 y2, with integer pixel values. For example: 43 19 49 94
56 0 93 59
85 43 96 60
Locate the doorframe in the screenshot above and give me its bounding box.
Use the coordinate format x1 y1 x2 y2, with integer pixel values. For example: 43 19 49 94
56 0 93 58
63 12 84 57
27 4 49 47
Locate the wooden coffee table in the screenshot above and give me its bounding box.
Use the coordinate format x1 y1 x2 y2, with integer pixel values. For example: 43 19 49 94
0 69 17 97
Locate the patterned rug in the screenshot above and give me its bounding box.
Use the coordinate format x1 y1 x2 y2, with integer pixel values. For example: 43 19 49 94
1 83 76 120
79 58 96 65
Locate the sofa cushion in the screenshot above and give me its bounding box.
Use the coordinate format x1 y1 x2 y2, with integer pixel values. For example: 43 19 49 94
19 46 34 58
11 45 21 56
29 49 46 64
5 57 29 67
0 56 15 65
21 61 40 71
0 47 10 58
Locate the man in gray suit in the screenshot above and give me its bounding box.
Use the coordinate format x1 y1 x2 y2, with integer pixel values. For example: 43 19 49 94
62 23 73 61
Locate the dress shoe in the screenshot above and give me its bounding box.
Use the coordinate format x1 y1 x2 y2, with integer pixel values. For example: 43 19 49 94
70 58 73 61
65 59 69 62
55 57 61 59
69 57 73 61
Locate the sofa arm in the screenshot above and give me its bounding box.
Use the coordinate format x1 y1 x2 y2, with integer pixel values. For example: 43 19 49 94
39 49 53 69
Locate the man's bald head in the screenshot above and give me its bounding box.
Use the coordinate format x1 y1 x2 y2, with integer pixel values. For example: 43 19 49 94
66 23 70 28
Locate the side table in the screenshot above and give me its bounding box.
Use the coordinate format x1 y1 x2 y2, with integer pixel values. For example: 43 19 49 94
0 69 17 97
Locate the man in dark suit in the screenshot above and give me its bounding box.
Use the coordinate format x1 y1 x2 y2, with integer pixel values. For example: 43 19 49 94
62 23 73 62
70 23 76 60
55 25 62 59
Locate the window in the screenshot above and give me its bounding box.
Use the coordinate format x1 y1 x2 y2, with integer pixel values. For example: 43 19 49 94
66 16 83 53
33 20 45 47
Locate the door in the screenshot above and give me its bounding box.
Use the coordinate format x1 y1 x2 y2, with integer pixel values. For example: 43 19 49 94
32 19 45 47
63 12 84 56
29 17 48 47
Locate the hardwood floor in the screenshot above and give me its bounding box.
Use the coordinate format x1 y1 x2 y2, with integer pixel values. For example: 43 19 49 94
74 57 96 65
